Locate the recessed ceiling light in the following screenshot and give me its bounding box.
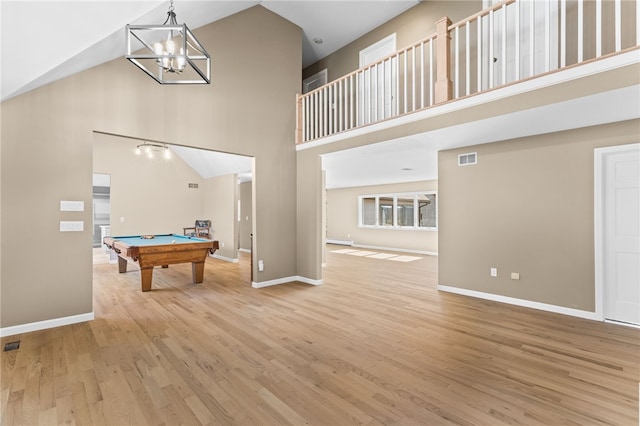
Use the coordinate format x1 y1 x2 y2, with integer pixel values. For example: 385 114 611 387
313 38 323 44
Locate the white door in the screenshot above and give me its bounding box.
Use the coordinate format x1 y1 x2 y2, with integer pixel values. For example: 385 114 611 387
358 34 397 125
598 144 640 325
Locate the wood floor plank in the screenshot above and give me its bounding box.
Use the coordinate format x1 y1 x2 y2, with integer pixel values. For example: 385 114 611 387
1 246 638 425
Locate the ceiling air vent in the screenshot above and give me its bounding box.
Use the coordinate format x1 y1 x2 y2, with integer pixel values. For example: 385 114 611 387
188 183 199 189
458 152 477 166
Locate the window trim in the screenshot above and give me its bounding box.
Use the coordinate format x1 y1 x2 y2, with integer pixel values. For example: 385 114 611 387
358 191 437 231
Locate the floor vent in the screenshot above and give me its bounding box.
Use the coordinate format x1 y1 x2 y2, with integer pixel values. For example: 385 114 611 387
4 341 20 352
458 152 477 166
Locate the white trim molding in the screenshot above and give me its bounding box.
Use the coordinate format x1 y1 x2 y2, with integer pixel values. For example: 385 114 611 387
211 253 239 263
0 312 94 338
353 244 437 256
437 285 599 321
252 276 323 288
326 239 354 246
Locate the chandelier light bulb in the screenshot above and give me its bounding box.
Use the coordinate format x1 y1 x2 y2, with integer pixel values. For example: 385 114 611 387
166 39 175 55
177 48 186 70
135 147 141 155
164 148 171 159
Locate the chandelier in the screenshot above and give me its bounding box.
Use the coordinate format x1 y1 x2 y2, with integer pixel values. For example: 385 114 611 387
135 142 171 159
125 0 210 84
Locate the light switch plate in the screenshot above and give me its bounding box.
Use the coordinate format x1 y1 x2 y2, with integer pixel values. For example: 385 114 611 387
60 221 84 232
60 200 84 212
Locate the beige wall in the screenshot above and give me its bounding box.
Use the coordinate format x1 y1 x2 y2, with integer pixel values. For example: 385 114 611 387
203 174 237 260
93 133 204 236
239 181 253 251
438 120 639 312
327 181 438 253
1 6 301 329
303 0 481 81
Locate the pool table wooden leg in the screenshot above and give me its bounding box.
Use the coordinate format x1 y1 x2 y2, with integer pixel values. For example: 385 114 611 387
140 267 153 292
192 261 205 283
117 256 128 273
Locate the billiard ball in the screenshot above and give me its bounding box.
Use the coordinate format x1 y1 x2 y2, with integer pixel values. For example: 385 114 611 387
171 240 176 244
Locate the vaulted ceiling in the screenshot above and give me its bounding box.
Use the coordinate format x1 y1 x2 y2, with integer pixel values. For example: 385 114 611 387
0 1 417 101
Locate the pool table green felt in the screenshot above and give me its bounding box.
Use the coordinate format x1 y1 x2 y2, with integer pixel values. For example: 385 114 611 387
103 234 219 292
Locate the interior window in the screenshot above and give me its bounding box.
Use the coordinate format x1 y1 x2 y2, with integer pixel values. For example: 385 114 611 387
418 193 437 228
378 197 394 226
397 197 414 227
362 197 376 226
359 192 437 230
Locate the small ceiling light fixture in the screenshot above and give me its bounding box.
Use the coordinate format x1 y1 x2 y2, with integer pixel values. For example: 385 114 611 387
125 0 210 84
135 142 171 159
313 38 323 44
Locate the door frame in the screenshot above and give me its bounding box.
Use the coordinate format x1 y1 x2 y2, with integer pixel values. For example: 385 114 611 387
594 143 640 324
358 33 397 125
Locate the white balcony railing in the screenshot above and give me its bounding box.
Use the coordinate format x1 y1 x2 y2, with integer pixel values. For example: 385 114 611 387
296 0 640 144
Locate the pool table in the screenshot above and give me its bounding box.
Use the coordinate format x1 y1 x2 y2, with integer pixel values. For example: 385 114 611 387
103 234 219 292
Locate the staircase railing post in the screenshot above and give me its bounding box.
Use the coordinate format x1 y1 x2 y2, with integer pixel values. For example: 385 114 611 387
435 16 453 104
295 93 303 144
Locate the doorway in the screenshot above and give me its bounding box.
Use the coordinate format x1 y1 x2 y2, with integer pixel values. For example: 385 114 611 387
595 143 640 326
92 131 255 279
92 173 111 248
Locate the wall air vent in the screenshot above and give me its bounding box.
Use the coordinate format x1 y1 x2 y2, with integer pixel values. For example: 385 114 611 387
458 152 477 166
188 183 199 189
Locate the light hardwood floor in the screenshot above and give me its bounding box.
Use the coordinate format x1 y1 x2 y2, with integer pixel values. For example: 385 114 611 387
2 246 639 425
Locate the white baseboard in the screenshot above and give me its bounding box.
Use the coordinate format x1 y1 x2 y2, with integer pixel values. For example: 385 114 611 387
211 253 239 263
0 312 95 338
437 285 599 321
238 248 251 253
353 243 438 256
326 239 353 246
252 275 323 288
604 319 640 329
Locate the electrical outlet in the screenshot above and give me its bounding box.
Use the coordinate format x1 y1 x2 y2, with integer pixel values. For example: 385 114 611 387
258 260 264 272
511 272 520 280
490 267 497 277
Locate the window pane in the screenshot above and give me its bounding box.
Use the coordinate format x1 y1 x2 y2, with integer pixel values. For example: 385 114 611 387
378 197 394 226
362 197 376 225
397 197 414 226
418 193 437 228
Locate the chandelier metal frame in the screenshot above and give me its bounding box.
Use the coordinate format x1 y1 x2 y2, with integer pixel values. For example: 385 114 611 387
125 1 210 84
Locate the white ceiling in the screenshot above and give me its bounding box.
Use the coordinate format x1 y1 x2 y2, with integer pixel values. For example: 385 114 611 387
0 0 417 101
170 145 253 181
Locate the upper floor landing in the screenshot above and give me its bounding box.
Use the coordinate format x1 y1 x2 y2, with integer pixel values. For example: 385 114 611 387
295 0 640 150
